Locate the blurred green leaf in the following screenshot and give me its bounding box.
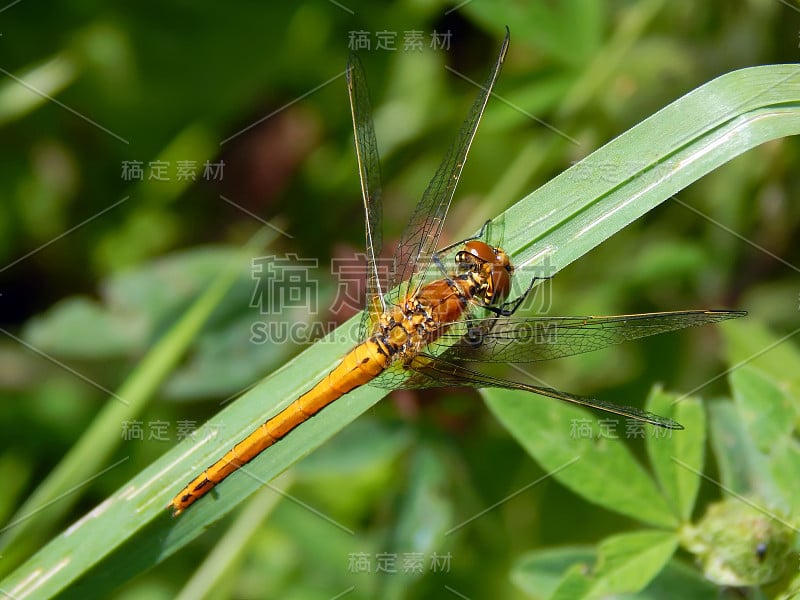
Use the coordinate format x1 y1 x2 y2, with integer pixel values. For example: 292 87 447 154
0 54 78 125
380 444 453 600
551 563 596 600
724 319 800 400
484 388 677 529
710 327 800 514
24 296 146 359
25 247 248 358
780 572 800 600
645 388 705 522
708 399 776 498
511 546 596 599
23 245 304 398
513 546 718 600
590 529 679 596
294 418 410 479
0 454 32 525
730 365 797 453
720 324 800 514
292 419 411 520
625 240 708 287
632 559 719 600
467 0 605 67
769 439 800 515
555 0 666 120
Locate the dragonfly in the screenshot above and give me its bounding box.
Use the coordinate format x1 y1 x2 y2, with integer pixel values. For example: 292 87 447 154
170 29 745 516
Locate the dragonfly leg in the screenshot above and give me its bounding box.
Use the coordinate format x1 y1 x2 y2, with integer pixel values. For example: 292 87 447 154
475 219 492 240
490 272 553 317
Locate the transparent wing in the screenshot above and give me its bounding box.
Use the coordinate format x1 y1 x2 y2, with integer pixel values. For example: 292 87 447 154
373 353 683 429
368 310 745 427
388 28 510 304
427 310 747 363
347 53 384 339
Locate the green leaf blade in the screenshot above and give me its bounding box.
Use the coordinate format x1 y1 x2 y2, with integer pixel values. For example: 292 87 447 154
589 529 679 597
484 388 677 529
646 388 706 522
730 365 798 453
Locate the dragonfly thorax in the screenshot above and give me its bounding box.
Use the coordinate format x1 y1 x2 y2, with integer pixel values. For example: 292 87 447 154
373 240 515 363
375 301 445 361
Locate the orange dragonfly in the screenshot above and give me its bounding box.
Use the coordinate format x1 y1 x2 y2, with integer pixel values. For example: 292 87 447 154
171 30 745 515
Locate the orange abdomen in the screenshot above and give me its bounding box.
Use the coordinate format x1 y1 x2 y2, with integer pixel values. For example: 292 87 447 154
170 339 389 515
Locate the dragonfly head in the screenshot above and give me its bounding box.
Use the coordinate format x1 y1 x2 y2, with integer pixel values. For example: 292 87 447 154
457 240 513 306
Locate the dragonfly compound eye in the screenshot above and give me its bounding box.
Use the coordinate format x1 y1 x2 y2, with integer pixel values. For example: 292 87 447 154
489 247 513 303
463 240 497 263
492 261 512 302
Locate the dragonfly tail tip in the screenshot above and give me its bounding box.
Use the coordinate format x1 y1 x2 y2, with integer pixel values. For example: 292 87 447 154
168 501 183 517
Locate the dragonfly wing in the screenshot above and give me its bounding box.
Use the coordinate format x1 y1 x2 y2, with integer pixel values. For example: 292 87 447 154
428 310 747 364
347 53 385 338
389 29 510 302
398 353 683 429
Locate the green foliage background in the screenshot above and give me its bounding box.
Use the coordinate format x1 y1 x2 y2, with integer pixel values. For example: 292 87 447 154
0 1 798 599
